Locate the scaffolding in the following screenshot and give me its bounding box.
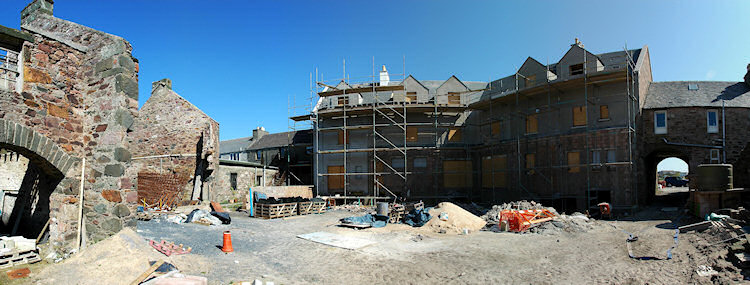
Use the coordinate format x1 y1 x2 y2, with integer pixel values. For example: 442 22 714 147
291 59 478 202
473 46 640 212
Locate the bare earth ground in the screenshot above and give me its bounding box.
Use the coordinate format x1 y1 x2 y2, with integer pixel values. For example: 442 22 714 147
26 206 748 284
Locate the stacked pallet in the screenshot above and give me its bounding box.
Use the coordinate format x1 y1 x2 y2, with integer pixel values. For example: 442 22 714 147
0 249 40 269
298 201 327 215
255 203 298 219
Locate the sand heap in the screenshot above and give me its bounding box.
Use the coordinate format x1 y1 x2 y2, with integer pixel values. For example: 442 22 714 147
426 202 487 234
34 228 188 285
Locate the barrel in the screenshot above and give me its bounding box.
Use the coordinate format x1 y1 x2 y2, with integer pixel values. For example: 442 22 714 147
376 202 389 216
696 164 733 191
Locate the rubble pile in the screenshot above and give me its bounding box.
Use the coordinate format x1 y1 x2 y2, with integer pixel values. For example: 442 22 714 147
480 200 557 225
531 213 596 234
425 202 487 234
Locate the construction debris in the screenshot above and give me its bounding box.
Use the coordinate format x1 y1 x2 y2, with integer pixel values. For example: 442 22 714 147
425 202 486 234
149 240 192 257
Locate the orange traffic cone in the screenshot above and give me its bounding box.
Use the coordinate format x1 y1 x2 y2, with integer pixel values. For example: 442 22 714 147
222 231 233 253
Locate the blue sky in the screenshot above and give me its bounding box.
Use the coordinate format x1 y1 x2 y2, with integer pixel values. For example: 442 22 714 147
2 1 748 170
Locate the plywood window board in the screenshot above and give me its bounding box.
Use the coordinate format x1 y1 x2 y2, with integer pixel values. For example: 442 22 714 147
337 130 351 145
407 126 418 142
491 121 500 136
573 106 586 126
328 166 344 190
443 160 472 188
526 114 538 134
567 152 581 173
600 105 609 120
482 155 507 188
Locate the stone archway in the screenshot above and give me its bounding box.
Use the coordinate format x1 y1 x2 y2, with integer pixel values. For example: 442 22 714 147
643 148 691 205
0 119 80 238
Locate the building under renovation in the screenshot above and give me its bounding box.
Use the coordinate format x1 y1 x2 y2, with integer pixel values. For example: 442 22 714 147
294 40 750 213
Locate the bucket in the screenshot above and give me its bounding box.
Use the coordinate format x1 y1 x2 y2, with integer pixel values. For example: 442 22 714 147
376 202 389 216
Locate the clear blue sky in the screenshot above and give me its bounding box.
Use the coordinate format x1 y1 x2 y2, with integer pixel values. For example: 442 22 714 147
2 1 748 149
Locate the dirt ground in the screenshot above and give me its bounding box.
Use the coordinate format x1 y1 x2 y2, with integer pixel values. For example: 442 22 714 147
18 205 750 284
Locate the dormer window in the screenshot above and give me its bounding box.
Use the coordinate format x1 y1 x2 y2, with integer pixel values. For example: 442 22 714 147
570 63 584 76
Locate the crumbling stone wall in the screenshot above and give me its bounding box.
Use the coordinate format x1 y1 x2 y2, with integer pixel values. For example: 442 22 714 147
128 79 219 204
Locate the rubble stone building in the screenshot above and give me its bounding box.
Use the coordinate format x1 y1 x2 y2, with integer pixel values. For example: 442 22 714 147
220 128 313 185
0 0 219 254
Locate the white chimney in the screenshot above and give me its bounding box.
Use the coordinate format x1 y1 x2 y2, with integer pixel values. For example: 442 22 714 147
379 65 390 86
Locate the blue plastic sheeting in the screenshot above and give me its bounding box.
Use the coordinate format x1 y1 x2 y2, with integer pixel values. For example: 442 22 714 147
340 214 389 228
403 207 433 227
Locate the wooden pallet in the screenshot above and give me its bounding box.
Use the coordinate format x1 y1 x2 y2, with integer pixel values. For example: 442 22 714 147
255 203 298 219
0 249 40 269
298 201 327 215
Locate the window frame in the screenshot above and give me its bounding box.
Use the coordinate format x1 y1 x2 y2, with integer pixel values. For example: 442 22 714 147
707 109 719 134
710 149 720 163
654 110 668 134
570 63 584 76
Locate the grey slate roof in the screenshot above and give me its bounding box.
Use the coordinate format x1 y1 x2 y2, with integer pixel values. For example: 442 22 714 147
644 81 750 109
220 130 313 154
219 136 252 154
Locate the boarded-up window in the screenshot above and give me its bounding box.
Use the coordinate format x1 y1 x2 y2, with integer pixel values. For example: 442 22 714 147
482 155 507 188
338 96 349 105
525 74 537 88
443 160 472 188
573 106 586 126
525 153 535 169
406 92 417 102
328 166 344 190
567 152 581 173
526 114 538 134
448 128 462 142
570 63 584 75
600 105 609 120
337 130 350 145
491 121 500 136
407 126 418 142
448 92 461 104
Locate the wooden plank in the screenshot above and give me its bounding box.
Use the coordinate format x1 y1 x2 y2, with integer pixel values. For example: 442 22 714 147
317 85 404 97
130 259 165 285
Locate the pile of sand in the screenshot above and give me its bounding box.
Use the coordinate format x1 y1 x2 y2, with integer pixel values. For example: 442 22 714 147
34 228 179 285
426 202 487 234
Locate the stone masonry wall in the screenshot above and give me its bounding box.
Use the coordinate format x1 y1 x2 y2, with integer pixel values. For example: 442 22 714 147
214 164 278 203
128 80 219 203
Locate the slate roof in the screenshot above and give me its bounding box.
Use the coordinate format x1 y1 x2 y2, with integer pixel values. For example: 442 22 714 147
644 81 750 109
219 136 252 154
220 130 313 154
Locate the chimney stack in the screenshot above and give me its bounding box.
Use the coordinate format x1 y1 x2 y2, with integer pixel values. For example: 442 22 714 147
573 38 584 48
744 63 750 87
379 65 390 86
252 127 268 141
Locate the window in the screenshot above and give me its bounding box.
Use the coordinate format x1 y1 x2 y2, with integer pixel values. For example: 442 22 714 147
654 111 667 134
306 146 313 155
230 173 237 190
710 149 720 163
413 157 427 168
448 128 462 142
526 114 538 134
600 105 609 120
482 155 507 188
570 63 584 76
592 151 601 164
707 110 718 133
443 160 472 188
447 92 461 104
491 121 500 136
256 175 263 186
337 130 350 145
524 74 537 88
688 83 699 90
338 96 349 105
256 151 261 160
327 166 344 190
392 157 405 169
406 92 417 102
525 153 535 169
568 151 581 173
407 126 418 142
607 150 616 163
573 106 586 126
